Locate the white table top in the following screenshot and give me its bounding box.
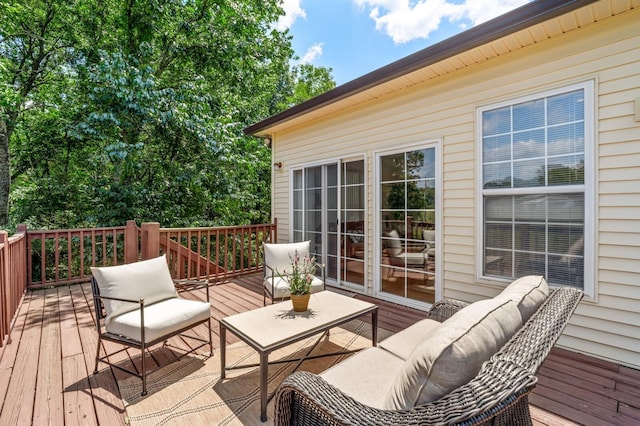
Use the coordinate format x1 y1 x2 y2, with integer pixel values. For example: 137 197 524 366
221 291 377 351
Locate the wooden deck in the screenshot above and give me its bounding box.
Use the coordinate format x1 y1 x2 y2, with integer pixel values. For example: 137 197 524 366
0 273 638 425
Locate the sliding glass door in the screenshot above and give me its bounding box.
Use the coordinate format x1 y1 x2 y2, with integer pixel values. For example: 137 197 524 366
292 159 365 290
378 146 437 305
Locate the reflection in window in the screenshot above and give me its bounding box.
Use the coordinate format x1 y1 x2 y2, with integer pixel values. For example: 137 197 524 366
379 148 436 304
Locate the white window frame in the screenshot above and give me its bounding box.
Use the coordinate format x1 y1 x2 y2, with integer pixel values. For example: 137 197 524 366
476 81 595 298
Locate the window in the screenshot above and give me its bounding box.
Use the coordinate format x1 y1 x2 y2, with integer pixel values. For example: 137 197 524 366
478 82 593 294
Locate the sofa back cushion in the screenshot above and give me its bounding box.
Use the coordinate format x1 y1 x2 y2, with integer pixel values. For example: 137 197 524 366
498 275 549 322
91 254 177 324
384 297 522 410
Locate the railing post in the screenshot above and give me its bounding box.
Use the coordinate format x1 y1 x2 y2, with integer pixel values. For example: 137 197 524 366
124 220 139 264
273 217 278 243
140 222 160 260
1 230 9 346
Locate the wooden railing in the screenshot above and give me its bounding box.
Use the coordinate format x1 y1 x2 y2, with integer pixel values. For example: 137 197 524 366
0 225 28 348
26 222 136 289
153 222 277 281
25 221 277 288
0 220 277 346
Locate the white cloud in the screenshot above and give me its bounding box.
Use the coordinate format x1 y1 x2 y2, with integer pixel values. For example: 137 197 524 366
299 43 324 64
354 0 531 44
276 0 307 31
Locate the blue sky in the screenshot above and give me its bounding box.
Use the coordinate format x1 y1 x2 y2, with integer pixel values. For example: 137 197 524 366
278 0 532 85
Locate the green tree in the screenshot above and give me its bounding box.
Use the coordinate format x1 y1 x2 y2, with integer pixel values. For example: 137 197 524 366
284 63 336 108
2 0 335 230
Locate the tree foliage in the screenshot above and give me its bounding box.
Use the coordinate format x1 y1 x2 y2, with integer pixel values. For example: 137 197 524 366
1 0 335 230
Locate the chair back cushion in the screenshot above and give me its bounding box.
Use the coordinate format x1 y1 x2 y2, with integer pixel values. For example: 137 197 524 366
384 297 522 410
91 254 177 324
385 230 403 256
264 241 311 275
498 275 549 322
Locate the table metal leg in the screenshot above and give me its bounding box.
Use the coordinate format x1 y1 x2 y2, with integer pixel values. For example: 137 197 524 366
372 309 378 346
260 351 268 422
220 324 226 379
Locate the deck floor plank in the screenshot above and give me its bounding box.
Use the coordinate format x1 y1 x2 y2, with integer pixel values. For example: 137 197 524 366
0 274 638 425
0 290 44 425
0 289 30 410
72 283 127 425
33 288 65 426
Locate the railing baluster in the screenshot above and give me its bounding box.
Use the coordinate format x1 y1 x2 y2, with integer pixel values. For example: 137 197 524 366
14 222 276 289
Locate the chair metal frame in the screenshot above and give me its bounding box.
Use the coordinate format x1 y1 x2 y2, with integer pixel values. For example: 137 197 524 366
91 277 213 396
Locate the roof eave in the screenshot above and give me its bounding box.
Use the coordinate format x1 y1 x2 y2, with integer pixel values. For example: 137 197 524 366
244 0 599 137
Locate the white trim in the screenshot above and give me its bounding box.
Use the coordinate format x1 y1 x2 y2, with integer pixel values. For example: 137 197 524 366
475 80 595 298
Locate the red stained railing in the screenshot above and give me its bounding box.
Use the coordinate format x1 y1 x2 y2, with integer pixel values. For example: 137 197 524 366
0 225 28 348
0 219 277 345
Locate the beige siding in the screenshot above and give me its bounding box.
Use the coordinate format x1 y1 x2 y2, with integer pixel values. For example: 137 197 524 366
270 6 640 368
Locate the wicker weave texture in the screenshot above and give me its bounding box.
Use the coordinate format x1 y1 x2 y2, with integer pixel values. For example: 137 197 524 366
274 287 583 426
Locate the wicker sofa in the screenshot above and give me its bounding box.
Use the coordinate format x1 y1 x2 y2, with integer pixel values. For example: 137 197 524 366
274 276 583 425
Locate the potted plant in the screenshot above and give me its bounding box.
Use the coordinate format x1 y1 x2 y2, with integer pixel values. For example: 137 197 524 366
279 250 317 312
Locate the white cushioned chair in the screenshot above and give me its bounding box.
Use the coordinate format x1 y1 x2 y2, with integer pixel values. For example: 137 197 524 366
90 254 212 396
263 241 326 305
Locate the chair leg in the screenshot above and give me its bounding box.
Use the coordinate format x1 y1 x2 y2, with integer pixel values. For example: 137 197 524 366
141 344 147 396
207 317 213 356
93 337 102 375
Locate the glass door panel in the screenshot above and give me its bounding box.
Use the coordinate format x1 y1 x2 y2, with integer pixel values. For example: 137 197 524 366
340 160 365 288
292 159 365 290
379 147 436 305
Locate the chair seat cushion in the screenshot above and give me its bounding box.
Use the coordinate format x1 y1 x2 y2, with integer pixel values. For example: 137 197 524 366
91 255 178 324
389 251 426 268
384 297 522 410
106 297 211 343
498 275 549 322
320 347 405 409
264 275 324 299
379 318 442 360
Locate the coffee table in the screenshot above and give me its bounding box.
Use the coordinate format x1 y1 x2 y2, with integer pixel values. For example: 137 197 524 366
219 290 378 422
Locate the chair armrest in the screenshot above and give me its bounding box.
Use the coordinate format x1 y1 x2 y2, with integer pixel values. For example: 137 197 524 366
275 359 536 426
173 279 210 301
426 298 469 322
96 294 142 304
173 279 209 290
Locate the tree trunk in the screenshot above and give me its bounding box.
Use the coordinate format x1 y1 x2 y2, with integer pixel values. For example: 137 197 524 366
0 118 10 226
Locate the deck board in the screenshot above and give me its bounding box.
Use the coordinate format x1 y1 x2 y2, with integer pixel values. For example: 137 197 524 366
33 288 65 426
1 290 43 425
0 273 637 425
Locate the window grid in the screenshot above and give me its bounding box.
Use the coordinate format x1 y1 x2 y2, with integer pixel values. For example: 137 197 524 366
480 85 588 290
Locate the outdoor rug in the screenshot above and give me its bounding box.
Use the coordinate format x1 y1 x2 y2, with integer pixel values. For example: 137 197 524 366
116 320 391 425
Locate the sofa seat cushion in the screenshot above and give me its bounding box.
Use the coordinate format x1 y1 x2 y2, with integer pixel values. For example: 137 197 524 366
320 347 405 410
263 275 324 299
91 255 178 324
379 318 442 360
106 297 211 344
384 297 522 410
498 275 549 322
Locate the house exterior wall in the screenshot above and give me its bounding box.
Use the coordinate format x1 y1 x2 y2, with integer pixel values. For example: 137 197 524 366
270 8 640 369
